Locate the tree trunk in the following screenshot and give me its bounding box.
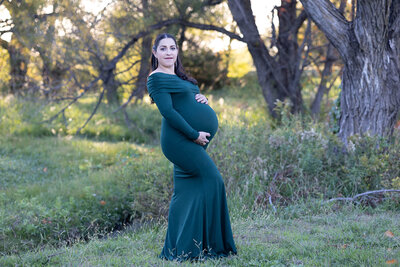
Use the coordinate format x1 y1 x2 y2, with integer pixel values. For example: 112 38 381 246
178 25 186 49
135 35 152 100
100 67 120 106
227 0 308 118
37 2 58 99
310 0 345 118
227 0 282 117
133 0 152 101
104 74 120 106
7 41 28 94
276 0 306 114
310 43 336 116
300 0 400 141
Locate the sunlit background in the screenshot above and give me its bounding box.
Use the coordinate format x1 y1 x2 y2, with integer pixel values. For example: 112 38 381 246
0 0 278 51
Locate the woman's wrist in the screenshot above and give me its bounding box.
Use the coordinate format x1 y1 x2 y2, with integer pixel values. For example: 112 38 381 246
194 132 200 140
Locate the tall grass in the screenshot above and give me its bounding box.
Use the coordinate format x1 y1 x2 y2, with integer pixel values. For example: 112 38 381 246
0 83 399 256
0 94 160 143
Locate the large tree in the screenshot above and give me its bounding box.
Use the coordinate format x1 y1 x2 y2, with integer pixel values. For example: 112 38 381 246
300 0 400 141
1 0 42 94
1 0 71 96
227 0 309 117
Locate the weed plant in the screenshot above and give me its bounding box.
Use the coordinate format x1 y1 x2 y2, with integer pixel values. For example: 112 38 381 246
0 87 399 256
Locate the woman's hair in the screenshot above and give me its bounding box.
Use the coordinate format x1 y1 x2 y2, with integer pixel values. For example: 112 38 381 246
150 33 198 85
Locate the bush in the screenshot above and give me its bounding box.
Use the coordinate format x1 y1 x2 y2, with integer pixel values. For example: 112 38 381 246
182 47 228 91
0 94 161 144
209 115 400 213
0 135 172 255
1 92 399 255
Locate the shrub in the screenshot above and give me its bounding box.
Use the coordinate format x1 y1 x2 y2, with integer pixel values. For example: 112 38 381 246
209 115 400 212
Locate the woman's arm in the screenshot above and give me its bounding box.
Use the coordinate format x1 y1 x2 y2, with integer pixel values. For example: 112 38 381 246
152 92 200 140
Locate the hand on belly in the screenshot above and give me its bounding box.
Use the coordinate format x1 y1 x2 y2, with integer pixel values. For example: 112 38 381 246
195 93 208 105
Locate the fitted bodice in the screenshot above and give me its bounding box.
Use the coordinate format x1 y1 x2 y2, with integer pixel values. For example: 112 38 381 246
148 72 218 136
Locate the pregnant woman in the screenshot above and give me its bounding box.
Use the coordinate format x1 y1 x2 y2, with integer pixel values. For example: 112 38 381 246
146 33 237 261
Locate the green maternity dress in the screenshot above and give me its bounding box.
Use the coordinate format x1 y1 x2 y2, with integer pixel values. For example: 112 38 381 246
147 72 237 261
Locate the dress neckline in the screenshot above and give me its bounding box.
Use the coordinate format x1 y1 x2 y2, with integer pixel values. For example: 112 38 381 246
149 72 177 78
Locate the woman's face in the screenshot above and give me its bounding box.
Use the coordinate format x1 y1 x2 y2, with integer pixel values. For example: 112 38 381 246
153 38 178 69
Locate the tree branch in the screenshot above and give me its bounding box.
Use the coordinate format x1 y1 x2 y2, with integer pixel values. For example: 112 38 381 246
105 18 244 72
327 189 400 203
0 38 8 49
75 86 106 135
178 20 244 42
292 10 308 36
44 17 242 131
40 76 101 124
299 0 352 59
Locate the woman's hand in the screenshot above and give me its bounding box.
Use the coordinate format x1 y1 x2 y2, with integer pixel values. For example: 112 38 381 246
194 131 210 146
195 94 208 104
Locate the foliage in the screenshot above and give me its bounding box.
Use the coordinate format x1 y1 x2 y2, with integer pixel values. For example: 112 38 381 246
183 45 228 91
211 113 400 214
0 134 171 254
0 48 10 93
227 47 255 78
0 83 399 256
0 95 160 144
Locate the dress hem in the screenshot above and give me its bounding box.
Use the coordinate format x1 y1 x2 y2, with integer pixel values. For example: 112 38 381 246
158 250 237 262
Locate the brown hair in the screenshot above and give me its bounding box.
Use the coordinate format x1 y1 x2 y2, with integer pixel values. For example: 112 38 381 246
151 33 197 82
148 33 198 104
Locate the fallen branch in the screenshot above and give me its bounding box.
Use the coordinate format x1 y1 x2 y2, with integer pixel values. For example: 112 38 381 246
75 86 106 135
267 171 279 213
327 189 400 203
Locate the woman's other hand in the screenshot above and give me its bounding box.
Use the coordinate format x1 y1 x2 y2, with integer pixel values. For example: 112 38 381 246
195 94 208 104
194 131 210 146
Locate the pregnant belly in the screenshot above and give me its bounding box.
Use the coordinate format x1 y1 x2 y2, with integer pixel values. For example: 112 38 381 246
178 101 218 136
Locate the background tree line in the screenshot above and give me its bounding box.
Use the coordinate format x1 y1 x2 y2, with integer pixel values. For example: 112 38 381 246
0 0 399 143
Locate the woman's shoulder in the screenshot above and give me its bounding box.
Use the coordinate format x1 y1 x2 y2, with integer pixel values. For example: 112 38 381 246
147 71 181 90
147 72 178 86
147 72 185 96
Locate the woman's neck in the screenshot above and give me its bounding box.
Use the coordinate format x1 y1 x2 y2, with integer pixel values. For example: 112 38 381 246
156 66 175 74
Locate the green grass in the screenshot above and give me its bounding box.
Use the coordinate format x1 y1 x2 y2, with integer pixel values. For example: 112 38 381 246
0 94 161 143
1 79 400 265
0 134 172 254
1 204 399 266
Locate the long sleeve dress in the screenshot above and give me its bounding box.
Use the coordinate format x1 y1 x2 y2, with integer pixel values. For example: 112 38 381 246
147 72 237 261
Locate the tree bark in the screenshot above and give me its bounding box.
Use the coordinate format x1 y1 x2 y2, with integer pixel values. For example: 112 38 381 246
300 0 400 141
102 70 120 106
276 1 308 114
